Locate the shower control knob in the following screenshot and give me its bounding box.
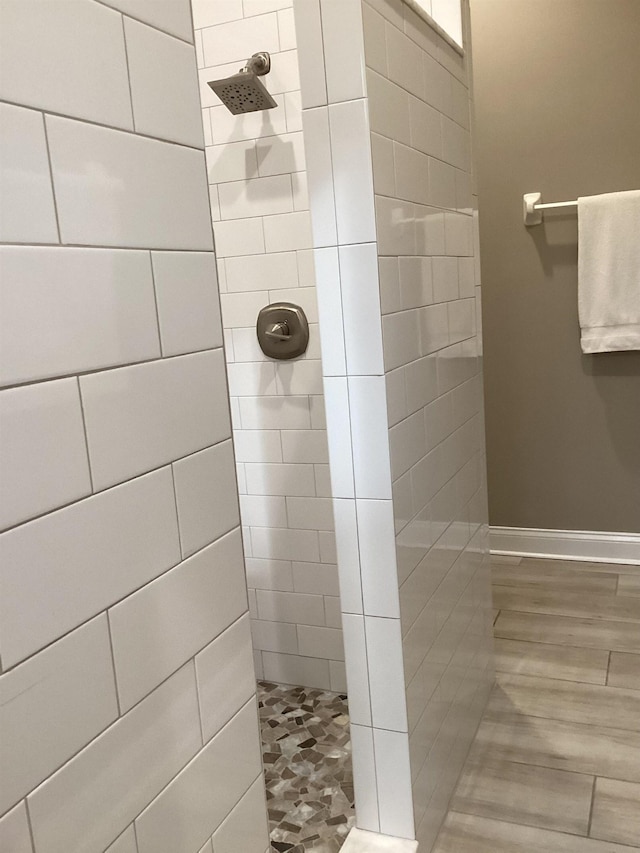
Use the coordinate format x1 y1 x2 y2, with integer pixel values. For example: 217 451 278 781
257 303 309 360
265 321 291 341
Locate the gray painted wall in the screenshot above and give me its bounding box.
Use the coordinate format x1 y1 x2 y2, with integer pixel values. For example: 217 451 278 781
471 0 640 533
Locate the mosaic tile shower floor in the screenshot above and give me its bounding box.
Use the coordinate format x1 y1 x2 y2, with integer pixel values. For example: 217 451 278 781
258 681 356 853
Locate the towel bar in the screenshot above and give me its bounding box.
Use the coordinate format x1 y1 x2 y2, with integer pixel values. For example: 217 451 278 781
524 192 578 226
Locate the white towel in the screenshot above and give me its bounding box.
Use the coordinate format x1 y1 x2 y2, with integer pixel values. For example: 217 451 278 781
578 189 640 353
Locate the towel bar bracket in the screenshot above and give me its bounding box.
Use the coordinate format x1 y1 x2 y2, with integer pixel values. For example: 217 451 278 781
524 192 579 226
523 192 543 226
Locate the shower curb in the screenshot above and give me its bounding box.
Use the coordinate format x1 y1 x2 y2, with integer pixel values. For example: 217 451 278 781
342 828 419 852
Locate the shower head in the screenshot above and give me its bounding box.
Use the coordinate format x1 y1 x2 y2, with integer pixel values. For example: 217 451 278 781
207 51 277 115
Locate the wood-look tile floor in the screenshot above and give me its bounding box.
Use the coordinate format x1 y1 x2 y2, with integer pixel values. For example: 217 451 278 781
433 556 640 852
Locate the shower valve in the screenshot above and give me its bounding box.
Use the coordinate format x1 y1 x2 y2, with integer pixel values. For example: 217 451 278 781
257 303 309 360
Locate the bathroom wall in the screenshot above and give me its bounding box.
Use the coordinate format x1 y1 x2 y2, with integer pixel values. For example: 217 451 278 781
0 2 268 852
363 1 493 847
471 0 640 534
193 0 344 692
294 0 494 848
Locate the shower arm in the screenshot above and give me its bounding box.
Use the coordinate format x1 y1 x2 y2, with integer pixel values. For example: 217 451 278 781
243 52 271 77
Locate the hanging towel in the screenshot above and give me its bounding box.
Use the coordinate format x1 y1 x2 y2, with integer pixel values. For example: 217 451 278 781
578 190 640 353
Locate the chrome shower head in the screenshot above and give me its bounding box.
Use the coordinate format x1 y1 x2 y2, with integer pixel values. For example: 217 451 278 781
207 52 277 115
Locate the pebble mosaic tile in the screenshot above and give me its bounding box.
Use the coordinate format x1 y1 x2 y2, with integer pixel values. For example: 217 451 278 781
258 681 355 852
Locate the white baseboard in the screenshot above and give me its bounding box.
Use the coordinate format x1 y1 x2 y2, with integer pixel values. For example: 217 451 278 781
342 828 418 852
490 526 640 565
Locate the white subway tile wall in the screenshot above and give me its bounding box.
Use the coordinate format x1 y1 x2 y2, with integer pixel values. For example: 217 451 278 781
0 2 269 851
362 2 494 849
193 1 343 690
295 0 493 847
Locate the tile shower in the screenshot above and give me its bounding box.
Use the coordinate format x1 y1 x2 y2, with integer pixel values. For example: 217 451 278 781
193 0 346 694
0 0 495 851
193 4 352 849
194 0 493 849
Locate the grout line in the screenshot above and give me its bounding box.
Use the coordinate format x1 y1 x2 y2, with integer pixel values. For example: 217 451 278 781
92 0 195 46
0 345 223 394
120 12 137 133
194 29 205 71
41 112 62 244
587 776 598 836
494 656 608 684
0 432 233 537
495 602 640 627
390 380 477 432
394 437 484 538
258 214 267 256
492 600 640 627
472 710 635 768
320 594 329 630
477 703 640 742
316 0 330 109
298 83 470 137
192 658 206 746
493 660 639 695
0 96 204 152
18 666 255 824
105 611 123 716
361 614 381 745
186 0 197 48
0 240 213 252
76 377 95 494
492 630 630 661
383 0 466 60
369 723 387 834
364 66 470 130
44 614 252 793
374 187 474 214
214 227 474 256
169 463 185 559
446 808 600 844
24 797 37 853
8 640 125 807
198 8 276 38
207 109 297 148
277 417 285 464
107 826 137 853
380 282 477 316
148 251 165 357
275 7 283 53
0 523 243 676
